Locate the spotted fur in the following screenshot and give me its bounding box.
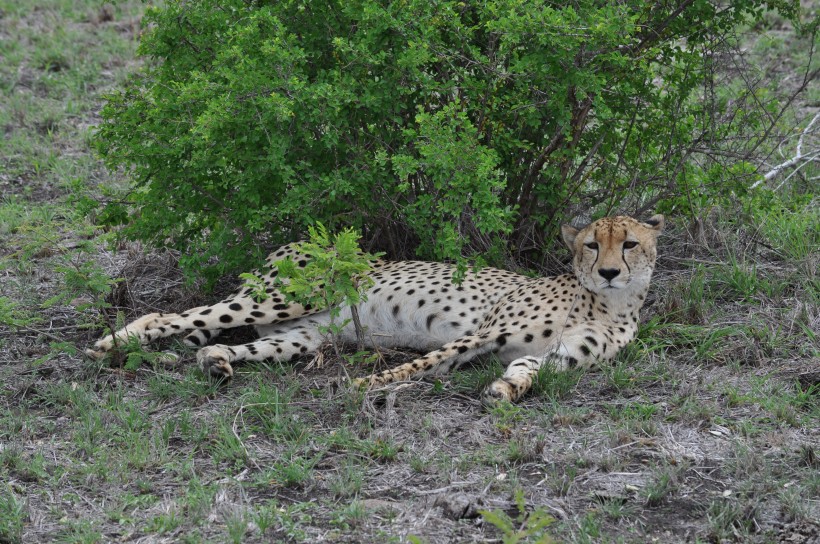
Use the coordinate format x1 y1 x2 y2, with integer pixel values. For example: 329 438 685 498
88 215 664 403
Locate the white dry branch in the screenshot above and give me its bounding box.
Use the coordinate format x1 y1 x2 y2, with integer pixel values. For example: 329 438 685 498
752 111 820 189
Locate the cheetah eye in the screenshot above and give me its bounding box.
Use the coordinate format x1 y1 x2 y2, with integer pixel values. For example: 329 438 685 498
623 241 638 249
585 242 599 250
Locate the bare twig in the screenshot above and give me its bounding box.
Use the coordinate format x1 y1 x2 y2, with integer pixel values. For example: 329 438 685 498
752 111 820 188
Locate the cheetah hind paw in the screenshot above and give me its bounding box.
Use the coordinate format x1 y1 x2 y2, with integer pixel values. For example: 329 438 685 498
85 348 107 360
196 346 235 380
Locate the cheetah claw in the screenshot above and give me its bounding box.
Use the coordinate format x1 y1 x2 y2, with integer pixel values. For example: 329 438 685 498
196 346 234 379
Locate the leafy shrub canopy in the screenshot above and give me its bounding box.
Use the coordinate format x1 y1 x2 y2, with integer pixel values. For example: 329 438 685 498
95 0 802 280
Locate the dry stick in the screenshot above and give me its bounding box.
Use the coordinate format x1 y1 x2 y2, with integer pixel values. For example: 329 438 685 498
774 150 820 191
752 111 820 188
19 325 66 344
410 481 481 496
747 56 820 180
231 404 263 470
350 279 367 351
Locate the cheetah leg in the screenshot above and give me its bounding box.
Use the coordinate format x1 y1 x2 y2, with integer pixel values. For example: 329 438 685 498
86 242 326 360
197 323 325 379
183 328 223 348
86 306 206 359
86 295 316 359
483 323 617 403
354 334 501 388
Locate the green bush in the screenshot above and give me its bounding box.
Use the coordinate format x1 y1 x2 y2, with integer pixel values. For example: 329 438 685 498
266 224 379 349
95 0 806 280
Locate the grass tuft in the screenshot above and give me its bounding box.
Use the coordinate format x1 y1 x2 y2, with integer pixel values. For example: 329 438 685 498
0 486 26 544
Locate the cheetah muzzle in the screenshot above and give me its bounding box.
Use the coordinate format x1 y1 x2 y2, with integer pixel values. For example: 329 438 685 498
88 215 664 403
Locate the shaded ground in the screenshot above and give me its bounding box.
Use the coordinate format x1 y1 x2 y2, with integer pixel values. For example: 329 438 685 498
0 1 818 543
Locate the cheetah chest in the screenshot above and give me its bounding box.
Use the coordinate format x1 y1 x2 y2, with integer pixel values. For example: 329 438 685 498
475 275 596 362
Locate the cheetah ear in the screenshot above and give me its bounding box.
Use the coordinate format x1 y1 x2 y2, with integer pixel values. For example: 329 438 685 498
642 214 665 233
561 224 580 253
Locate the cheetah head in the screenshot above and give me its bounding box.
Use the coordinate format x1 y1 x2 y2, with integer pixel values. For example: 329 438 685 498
561 215 664 294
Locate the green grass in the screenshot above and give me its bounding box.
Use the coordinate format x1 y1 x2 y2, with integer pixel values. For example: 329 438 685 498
239 380 308 443
479 489 556 544
145 510 183 535
0 447 49 484
532 364 584 399
0 1 139 195
607 401 659 437
146 366 223 404
106 492 159 526
0 486 26 544
329 458 366 499
256 501 315 541
597 496 635 521
756 200 820 264
56 519 103 544
642 465 680 507
451 358 505 392
329 499 368 530
209 415 251 469
710 254 789 300
225 510 250 544
547 404 592 427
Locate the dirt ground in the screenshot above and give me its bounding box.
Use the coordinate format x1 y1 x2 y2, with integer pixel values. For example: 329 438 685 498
2 235 818 543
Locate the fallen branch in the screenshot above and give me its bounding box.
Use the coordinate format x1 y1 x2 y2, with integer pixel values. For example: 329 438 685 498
752 111 820 188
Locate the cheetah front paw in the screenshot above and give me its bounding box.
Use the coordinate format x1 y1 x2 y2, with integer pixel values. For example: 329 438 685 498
197 345 234 379
482 379 515 406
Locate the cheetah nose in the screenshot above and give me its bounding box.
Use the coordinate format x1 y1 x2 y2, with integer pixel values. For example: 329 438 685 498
598 268 621 281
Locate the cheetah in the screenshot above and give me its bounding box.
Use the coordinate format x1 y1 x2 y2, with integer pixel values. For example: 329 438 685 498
87 215 664 403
